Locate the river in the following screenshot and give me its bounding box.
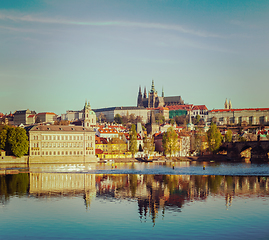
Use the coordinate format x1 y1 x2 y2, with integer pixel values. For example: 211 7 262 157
0 162 268 239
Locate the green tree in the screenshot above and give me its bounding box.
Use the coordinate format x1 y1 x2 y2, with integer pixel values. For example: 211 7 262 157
169 119 175 125
224 129 233 142
174 115 187 125
0 125 8 150
194 115 201 125
155 113 165 124
143 135 155 157
129 124 138 157
193 128 205 154
114 114 122 124
162 127 179 158
7 127 29 157
207 122 223 153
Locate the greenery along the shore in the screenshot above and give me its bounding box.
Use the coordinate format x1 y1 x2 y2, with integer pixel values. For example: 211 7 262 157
0 125 29 157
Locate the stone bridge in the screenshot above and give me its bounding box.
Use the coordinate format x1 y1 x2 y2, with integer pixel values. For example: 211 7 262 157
223 141 269 161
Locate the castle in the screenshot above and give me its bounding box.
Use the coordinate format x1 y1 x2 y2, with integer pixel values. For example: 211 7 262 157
137 80 184 108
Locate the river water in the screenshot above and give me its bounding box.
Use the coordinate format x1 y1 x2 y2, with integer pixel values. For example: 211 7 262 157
0 162 269 239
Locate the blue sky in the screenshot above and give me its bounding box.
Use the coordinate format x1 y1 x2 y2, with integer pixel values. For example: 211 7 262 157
0 0 268 114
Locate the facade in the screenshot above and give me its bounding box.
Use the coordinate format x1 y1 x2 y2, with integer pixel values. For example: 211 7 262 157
94 106 148 123
208 108 269 125
95 135 129 159
13 109 36 126
36 112 57 123
61 110 83 122
29 125 97 163
167 104 208 121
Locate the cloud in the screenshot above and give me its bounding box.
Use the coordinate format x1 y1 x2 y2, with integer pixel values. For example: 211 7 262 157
0 12 226 38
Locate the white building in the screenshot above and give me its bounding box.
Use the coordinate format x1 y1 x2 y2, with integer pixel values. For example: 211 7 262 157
29 125 97 163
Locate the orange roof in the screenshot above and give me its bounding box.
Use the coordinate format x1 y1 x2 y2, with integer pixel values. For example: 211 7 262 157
37 112 56 115
95 136 108 144
99 128 118 134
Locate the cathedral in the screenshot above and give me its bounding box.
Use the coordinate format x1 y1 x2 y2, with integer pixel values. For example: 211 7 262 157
137 80 184 108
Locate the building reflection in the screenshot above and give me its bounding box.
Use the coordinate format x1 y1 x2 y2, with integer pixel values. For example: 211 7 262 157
0 172 269 223
29 173 96 209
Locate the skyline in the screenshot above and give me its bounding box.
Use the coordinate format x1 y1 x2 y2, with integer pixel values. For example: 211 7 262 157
1 0 269 115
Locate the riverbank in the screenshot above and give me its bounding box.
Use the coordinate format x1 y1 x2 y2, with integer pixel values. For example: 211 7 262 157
98 154 235 163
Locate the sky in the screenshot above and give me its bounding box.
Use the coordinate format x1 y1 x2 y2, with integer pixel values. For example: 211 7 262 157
0 0 268 115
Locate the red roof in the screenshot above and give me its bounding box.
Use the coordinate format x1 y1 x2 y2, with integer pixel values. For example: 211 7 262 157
210 108 269 113
192 105 208 110
95 149 104 154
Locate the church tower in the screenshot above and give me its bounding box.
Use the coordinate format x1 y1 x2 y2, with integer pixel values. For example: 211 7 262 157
224 99 228 109
228 99 232 109
148 80 158 108
83 101 96 128
143 87 147 99
137 86 143 107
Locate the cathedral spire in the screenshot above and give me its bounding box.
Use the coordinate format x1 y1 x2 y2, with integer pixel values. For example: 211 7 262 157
224 98 228 109
150 79 155 93
137 86 143 107
144 87 147 98
162 87 164 97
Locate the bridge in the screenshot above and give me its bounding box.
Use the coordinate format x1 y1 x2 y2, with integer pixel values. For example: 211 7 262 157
224 140 269 161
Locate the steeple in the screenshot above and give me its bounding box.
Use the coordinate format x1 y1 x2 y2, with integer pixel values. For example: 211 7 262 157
229 99 232 109
150 79 156 93
224 98 228 109
162 87 164 98
143 87 147 99
137 86 143 107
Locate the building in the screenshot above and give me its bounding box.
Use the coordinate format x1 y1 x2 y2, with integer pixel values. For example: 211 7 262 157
167 104 208 122
13 109 36 126
29 125 97 163
94 106 148 123
208 108 269 125
61 110 83 122
36 112 57 123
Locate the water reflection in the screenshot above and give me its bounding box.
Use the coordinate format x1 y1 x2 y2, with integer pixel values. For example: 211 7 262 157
0 172 268 225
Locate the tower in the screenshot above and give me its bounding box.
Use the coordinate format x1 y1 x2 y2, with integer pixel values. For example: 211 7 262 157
143 87 147 99
228 99 232 109
83 101 96 128
137 86 143 107
148 80 158 108
224 99 228 109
